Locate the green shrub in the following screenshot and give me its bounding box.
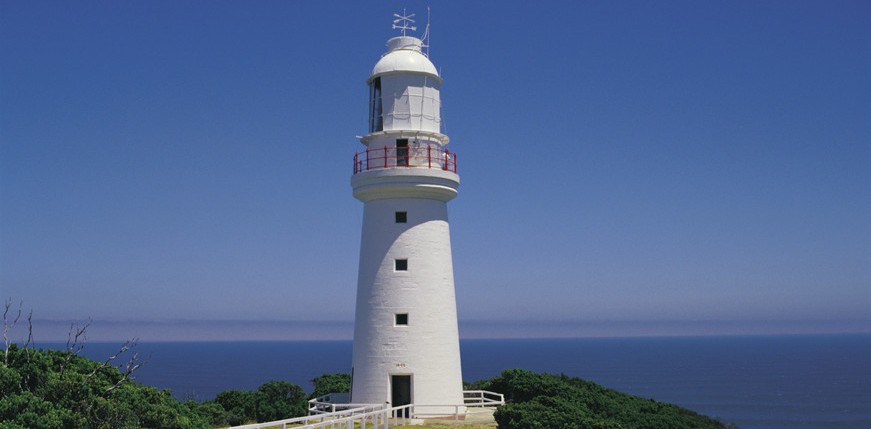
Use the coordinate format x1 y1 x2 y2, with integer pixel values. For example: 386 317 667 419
0 345 210 429
475 369 732 429
309 373 351 399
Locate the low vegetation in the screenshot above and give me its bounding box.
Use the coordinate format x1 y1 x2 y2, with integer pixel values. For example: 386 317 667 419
470 369 736 429
1 343 212 428
0 342 346 428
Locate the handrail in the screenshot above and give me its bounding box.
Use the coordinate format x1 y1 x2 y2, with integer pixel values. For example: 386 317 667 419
307 390 503 414
353 145 457 174
309 401 377 415
463 389 506 407
231 404 383 429
236 390 506 429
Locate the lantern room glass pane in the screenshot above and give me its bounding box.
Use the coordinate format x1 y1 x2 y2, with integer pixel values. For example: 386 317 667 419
369 77 383 132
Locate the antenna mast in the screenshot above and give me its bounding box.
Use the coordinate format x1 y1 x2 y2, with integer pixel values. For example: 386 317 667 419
392 9 417 37
421 7 431 56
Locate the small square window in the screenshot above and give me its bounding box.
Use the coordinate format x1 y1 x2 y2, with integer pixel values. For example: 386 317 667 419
395 259 408 271
395 313 408 326
395 211 407 223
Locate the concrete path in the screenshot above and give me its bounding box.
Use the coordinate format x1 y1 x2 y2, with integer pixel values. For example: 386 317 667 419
396 407 497 427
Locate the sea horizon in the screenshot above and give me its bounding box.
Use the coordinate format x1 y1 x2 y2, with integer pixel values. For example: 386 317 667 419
23 317 871 343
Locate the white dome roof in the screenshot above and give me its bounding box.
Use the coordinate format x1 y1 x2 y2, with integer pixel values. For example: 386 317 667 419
370 36 439 80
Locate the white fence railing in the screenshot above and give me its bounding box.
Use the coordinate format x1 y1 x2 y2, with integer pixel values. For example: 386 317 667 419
230 390 505 429
230 405 409 429
463 389 506 407
230 404 383 429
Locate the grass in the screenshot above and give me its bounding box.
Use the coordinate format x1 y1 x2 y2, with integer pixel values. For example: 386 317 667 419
218 423 495 429
218 420 497 429
393 424 496 429
216 407 499 429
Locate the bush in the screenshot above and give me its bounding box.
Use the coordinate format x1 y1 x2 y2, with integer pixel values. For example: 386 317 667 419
475 369 731 429
0 345 211 428
256 380 307 422
208 380 307 425
213 389 259 425
309 373 351 399
1 343 314 428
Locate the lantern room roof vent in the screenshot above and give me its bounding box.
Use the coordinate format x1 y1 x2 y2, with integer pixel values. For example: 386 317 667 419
387 36 423 52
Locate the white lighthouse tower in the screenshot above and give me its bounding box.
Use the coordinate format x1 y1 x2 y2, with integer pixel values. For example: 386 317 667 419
350 13 464 415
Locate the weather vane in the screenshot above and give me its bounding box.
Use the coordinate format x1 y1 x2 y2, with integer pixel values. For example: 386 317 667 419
392 9 417 36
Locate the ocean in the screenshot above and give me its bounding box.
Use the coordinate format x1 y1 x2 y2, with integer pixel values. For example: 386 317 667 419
48 334 871 429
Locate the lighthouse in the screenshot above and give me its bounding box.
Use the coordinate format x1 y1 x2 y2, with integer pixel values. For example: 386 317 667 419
350 14 464 415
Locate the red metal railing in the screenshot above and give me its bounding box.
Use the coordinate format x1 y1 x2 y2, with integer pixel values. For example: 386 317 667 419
353 146 458 175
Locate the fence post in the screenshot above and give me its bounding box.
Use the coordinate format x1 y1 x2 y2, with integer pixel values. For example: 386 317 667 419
383 145 388 168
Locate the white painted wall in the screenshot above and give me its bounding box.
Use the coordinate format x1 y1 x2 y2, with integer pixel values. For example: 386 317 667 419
350 196 464 412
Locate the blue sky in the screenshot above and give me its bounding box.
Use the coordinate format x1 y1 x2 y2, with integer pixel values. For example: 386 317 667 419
2 1 869 341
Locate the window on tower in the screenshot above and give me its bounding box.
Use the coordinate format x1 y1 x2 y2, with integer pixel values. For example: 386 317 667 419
395 211 407 223
369 77 383 132
395 259 408 271
395 313 408 326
